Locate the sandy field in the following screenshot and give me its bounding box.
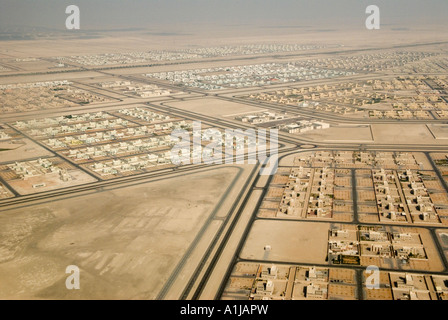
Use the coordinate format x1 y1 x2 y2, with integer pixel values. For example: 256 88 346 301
371 124 443 145
166 97 265 118
427 124 448 140
301 125 373 143
0 165 249 299
240 220 329 264
0 138 54 163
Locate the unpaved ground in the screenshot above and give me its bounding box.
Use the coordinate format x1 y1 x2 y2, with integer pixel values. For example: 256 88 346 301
0 165 251 299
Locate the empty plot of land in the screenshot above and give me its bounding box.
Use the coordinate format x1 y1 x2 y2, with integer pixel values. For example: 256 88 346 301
240 220 329 264
166 98 265 117
0 139 53 163
301 125 372 143
0 166 244 299
371 124 439 145
427 124 448 140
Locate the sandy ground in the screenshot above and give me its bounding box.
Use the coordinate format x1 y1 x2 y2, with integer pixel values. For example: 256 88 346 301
1 26 447 56
427 124 448 140
371 124 440 145
0 142 22 150
412 152 433 170
166 98 265 118
0 138 53 163
0 165 250 299
300 125 373 143
295 124 448 146
240 220 329 264
436 230 448 248
408 228 444 272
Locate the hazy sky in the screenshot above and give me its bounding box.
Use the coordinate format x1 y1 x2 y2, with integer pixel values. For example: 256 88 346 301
0 0 446 31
